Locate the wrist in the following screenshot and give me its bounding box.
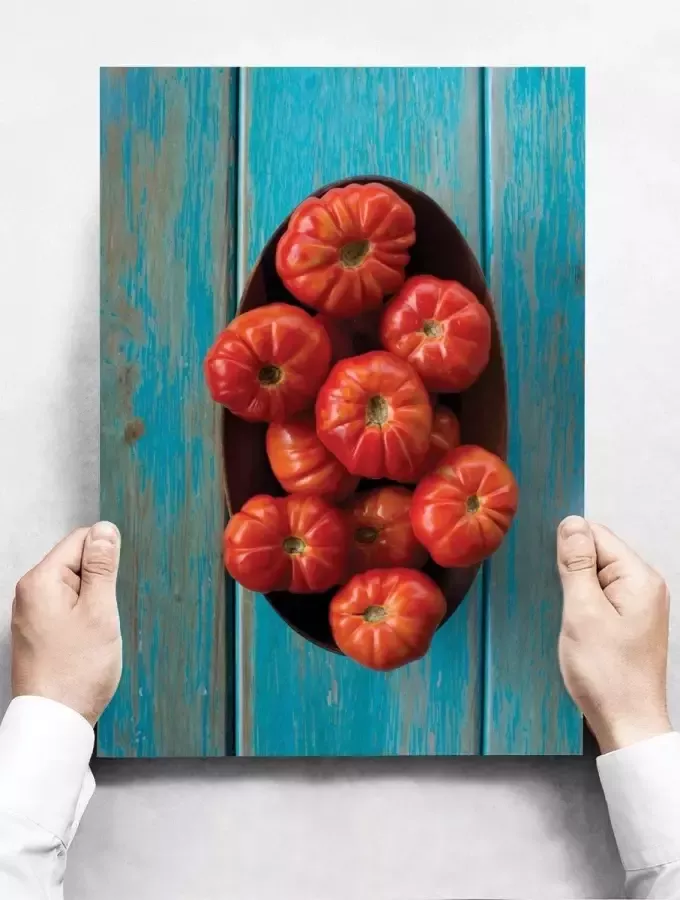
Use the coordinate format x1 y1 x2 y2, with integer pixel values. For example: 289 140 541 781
594 712 673 755
12 684 98 728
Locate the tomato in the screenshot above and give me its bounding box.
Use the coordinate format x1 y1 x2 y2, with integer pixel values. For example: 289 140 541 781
315 314 355 365
380 275 491 392
409 406 461 482
316 351 432 482
346 486 427 575
329 568 446 671
224 494 349 594
410 445 519 567
204 303 331 423
266 413 359 502
275 183 416 318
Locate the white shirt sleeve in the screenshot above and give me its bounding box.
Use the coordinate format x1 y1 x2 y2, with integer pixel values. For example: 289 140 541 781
0 696 96 900
598 731 680 899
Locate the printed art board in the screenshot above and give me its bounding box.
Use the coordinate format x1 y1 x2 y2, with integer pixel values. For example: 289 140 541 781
100 66 585 757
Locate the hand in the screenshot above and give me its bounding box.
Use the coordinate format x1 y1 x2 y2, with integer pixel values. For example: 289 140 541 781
11 522 123 726
557 516 672 754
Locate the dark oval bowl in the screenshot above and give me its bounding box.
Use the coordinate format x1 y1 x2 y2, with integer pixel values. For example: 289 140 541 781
223 175 508 654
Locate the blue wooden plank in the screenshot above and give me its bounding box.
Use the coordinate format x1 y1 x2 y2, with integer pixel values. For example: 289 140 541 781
237 67 484 756
483 67 585 754
99 68 237 756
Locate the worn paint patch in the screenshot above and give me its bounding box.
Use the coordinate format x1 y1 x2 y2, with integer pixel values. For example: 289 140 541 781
123 417 145 444
99 68 237 757
483 67 585 755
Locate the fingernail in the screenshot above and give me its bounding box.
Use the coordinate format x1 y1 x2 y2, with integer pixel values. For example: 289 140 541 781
560 516 589 538
90 521 119 544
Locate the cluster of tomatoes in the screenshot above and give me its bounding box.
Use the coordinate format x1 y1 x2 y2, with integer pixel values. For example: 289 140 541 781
204 182 519 671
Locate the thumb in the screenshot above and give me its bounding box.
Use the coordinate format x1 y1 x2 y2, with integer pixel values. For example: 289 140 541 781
80 521 121 600
557 516 602 610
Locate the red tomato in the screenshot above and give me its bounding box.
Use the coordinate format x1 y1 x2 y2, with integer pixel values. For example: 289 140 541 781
276 183 416 318
315 351 432 482
411 445 519 567
224 494 349 594
346 486 427 575
329 568 446 671
266 413 359 502
204 303 331 423
315 314 355 365
380 275 491 392
409 406 461 482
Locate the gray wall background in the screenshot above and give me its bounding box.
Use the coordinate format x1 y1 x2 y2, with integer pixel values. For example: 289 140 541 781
1 4 679 898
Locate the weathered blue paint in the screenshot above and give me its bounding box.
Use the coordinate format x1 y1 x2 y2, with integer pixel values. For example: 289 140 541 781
483 68 585 754
99 68 237 757
236 67 485 756
100 66 585 757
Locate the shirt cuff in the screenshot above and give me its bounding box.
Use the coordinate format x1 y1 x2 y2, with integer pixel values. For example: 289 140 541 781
597 731 680 871
0 696 96 848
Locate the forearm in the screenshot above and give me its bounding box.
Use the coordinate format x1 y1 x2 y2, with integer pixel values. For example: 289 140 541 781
598 731 680 899
0 696 95 899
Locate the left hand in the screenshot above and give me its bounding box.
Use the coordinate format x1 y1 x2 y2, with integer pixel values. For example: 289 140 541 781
12 522 123 726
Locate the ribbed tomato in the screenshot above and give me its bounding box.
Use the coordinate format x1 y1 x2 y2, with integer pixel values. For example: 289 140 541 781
329 568 446 671
266 413 359 502
409 406 461 482
224 494 349 594
380 275 491 392
204 303 331 423
346 486 427 575
411 445 518 567
315 351 432 482
276 183 416 318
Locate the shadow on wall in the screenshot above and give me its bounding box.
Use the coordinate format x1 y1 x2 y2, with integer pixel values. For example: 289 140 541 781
87 754 624 899
0 622 9 716
60 210 100 527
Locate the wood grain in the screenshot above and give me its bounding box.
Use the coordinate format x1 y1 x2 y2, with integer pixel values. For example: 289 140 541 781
483 68 585 754
99 66 585 758
99 68 237 757
237 67 485 756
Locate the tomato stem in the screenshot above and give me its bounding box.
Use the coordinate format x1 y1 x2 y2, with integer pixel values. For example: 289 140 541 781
340 239 370 268
258 364 282 386
366 394 389 426
355 526 379 544
422 319 443 338
362 605 387 623
283 536 306 555
466 495 481 514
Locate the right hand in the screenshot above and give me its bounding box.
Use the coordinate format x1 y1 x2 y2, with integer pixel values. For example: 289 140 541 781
557 516 672 754
11 522 123 726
